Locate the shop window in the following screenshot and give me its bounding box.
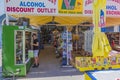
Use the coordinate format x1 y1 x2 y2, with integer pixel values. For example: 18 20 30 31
101 27 114 32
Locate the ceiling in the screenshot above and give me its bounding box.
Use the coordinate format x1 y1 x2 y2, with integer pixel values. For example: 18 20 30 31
11 14 120 27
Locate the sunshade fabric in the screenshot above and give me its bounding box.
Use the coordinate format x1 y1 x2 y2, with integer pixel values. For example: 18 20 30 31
11 14 120 27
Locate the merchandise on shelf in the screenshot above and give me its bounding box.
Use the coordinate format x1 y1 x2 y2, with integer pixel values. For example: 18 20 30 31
61 31 73 65
106 32 120 51
75 50 120 72
84 30 93 53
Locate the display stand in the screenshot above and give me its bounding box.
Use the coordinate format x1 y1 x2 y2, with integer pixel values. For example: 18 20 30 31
66 29 69 65
61 28 73 67
76 54 120 72
2 25 36 76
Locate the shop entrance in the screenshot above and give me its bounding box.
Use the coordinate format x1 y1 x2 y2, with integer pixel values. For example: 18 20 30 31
18 27 83 80
15 24 84 79
17 24 93 79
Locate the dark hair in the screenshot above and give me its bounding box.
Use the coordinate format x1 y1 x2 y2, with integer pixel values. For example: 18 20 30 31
32 34 37 37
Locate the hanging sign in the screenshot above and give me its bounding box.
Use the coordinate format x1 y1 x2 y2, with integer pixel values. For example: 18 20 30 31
58 0 83 14
6 0 58 15
84 0 120 17
99 9 106 27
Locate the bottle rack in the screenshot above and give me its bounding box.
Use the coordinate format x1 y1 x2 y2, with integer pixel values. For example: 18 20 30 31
15 31 23 64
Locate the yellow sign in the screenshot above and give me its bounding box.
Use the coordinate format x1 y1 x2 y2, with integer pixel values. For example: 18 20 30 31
58 0 83 14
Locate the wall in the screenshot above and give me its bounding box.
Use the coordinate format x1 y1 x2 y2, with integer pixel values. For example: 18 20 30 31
0 25 2 77
0 25 2 49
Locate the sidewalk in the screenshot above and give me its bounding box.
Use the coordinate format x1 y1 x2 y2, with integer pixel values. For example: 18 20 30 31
17 46 84 80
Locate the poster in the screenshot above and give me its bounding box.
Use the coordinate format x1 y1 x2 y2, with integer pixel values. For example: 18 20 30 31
92 0 106 28
83 0 120 17
58 0 83 14
6 0 58 15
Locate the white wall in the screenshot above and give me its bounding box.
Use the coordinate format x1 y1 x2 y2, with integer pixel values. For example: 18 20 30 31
114 25 119 32
0 49 1 67
0 0 5 16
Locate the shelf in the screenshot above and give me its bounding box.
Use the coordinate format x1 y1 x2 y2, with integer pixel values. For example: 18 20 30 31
26 38 29 39
25 58 30 64
16 51 23 55
16 39 22 41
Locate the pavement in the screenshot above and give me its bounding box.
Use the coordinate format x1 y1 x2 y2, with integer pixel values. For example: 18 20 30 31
17 45 84 80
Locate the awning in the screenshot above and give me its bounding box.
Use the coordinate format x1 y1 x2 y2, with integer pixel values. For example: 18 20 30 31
11 14 120 27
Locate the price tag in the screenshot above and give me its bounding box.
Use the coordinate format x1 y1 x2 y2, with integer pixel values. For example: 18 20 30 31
19 26 24 29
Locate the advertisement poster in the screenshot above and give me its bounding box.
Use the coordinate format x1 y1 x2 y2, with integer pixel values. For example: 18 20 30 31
92 0 106 28
58 0 83 14
84 0 120 17
6 0 58 15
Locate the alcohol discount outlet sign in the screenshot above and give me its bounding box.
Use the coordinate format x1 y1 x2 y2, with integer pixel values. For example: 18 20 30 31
84 0 120 17
6 0 58 15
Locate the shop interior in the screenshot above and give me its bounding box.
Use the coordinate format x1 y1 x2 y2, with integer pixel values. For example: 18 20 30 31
2 16 94 77
17 17 93 63
7 16 120 64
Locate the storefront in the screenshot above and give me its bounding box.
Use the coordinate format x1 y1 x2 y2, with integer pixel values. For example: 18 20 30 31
2 0 120 79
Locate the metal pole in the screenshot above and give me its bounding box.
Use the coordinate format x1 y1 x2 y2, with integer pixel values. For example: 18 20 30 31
4 0 9 25
6 14 9 25
66 27 69 65
76 26 78 51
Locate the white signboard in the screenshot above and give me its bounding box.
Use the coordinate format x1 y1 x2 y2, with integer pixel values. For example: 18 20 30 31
83 0 120 17
6 0 58 15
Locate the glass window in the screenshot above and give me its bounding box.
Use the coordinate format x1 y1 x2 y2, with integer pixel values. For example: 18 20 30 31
25 31 32 61
15 31 23 64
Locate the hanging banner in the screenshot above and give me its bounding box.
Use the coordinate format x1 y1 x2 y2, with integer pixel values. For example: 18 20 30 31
84 0 120 17
58 0 83 14
6 0 58 15
83 0 93 16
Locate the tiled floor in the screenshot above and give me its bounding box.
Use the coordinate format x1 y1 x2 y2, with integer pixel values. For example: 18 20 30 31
17 45 84 80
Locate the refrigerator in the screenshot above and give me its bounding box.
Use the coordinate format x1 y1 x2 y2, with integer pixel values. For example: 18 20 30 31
2 25 36 76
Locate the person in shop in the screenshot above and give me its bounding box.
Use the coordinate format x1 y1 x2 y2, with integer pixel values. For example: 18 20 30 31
31 34 39 68
53 38 58 52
